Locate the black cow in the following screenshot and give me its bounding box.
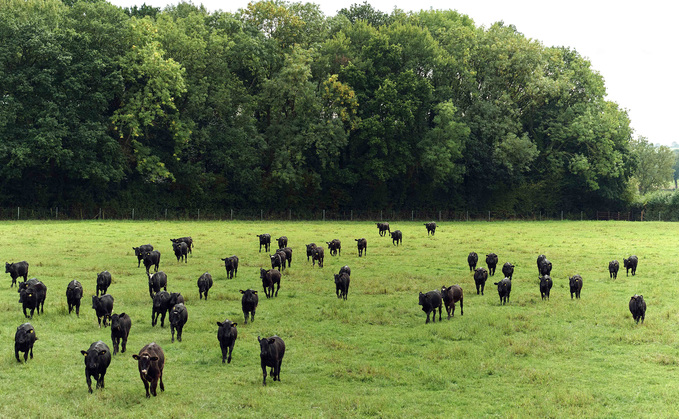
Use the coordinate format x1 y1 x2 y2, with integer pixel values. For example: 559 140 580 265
152 291 171 327
326 239 341 256
5 261 28 287
494 277 512 305
537 254 546 274
92 294 114 327
110 313 131 355
240 289 258 324
305 243 317 262
96 271 111 296
440 285 464 318
609 260 620 279
169 303 188 343
419 290 442 323
168 292 184 306
66 279 83 317
334 273 350 300
260 268 281 298
171 241 188 263
143 250 161 274
376 222 390 236
569 275 583 299
18 279 47 318
339 265 351 277
258 335 285 386
425 222 436 236
15 323 38 363
217 319 238 364
197 272 213 300
355 238 367 257
132 342 165 398
133 244 153 268
390 230 403 246
312 247 324 268
270 252 285 271
473 267 489 295
170 237 193 255
539 275 553 300
539 259 552 276
280 247 292 268
257 234 271 253
148 271 168 299
277 236 288 249
501 262 514 280
486 253 498 276
629 294 646 324
624 255 638 277
221 256 239 279
81 341 111 394
468 252 478 272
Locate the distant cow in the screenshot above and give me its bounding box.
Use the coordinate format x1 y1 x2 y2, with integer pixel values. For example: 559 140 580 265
494 277 512 305
312 247 324 268
419 290 442 323
258 335 285 386
334 273 350 300
148 271 168 299
96 271 112 296
629 294 646 324
5 261 28 287
485 253 498 276
473 267 489 295
355 238 367 257
468 252 478 272
624 255 638 276
339 265 351 277
326 239 341 256
132 342 165 398
66 279 83 317
217 319 238 364
18 279 47 318
539 275 553 300
425 222 436 236
169 303 188 343
260 268 281 298
257 234 271 253
376 222 390 236
110 313 131 355
133 245 153 268
143 250 161 274
171 241 188 263
502 263 514 280
92 294 114 327
270 252 285 272
240 289 258 324
390 230 403 246
277 236 288 249
609 260 620 279
152 291 172 327
81 340 111 394
15 323 37 363
280 247 292 268
569 275 583 299
197 272 213 300
221 256 239 279
440 285 463 318
539 259 552 276
537 254 546 274
170 237 193 255
305 243 317 262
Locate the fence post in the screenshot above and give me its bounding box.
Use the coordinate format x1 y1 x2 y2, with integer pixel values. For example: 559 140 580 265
323 210 326 221
289 209 292 221
17 206 19 220
260 209 263 221
132 208 135 220
561 211 564 221
231 209 233 220
198 209 200 221
351 210 353 221
466 211 469 221
439 210 442 222
488 211 490 222
380 210 383 221
165 209 167 220
581 211 583 221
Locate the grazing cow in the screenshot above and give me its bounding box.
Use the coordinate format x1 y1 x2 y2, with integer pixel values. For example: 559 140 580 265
132 342 165 398
66 279 83 317
539 275 553 300
425 222 437 236
270 251 285 271
326 239 342 256
110 313 131 355
334 273 350 300
221 256 239 279
468 252 478 272
390 230 403 246
355 238 367 257
15 323 37 363
501 262 514 280
168 292 184 306
92 294 114 328
486 253 498 276
258 335 285 386
312 247 324 268
418 290 443 323
440 285 464 318
197 272 213 300
96 271 112 296
609 260 620 279
339 265 351 277
280 247 293 268
277 236 288 249
257 234 271 253
494 277 512 305
629 294 646 324
217 319 238 364
148 271 168 299
169 303 188 343
18 279 47 319
624 255 638 277
170 237 193 255
133 245 153 268
376 222 390 236
260 268 281 298
240 289 258 324
81 341 111 394
537 254 546 274
473 267 489 295
152 291 172 327
5 261 28 287
171 241 188 263
569 275 583 299
305 243 317 262
143 250 161 274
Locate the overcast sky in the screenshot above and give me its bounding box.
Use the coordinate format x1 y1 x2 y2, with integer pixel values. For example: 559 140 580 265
108 0 677 146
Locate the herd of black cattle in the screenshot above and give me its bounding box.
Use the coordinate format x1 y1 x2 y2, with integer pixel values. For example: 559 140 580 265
7 221 646 397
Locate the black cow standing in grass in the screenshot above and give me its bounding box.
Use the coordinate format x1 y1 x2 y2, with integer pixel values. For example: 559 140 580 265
569 275 583 299
494 277 512 305
133 245 153 268
624 255 638 277
221 256 239 279
110 313 131 355
425 222 436 236
66 280 83 317
15 323 37 363
468 252 478 272
537 254 546 275
609 260 620 279
169 303 188 343
81 340 111 394
440 285 463 318
501 263 514 280
334 273 350 300
143 251 161 275
152 291 171 327
240 289 258 324
132 342 165 398
376 222 390 236
258 335 285 386
539 275 553 300
355 238 367 257
5 261 28 287
170 237 193 255
148 271 168 299
270 252 284 272
339 265 351 277
539 259 552 276
390 230 403 246
18 279 47 319
312 247 324 268
260 268 281 298
629 294 646 324
418 290 442 323
326 239 341 256
486 253 498 276
217 319 238 364
277 236 288 249
305 243 317 262
171 241 188 263
197 272 213 300
257 234 271 253
473 267 489 295
92 294 114 327
96 271 111 296
280 247 292 268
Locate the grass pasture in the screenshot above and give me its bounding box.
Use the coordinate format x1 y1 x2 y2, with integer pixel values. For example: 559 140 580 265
0 220 678 418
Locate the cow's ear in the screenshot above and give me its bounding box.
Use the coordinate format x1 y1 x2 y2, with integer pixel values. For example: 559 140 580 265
99 350 107 356
253 291 257 294
28 329 33 334
28 294 32 298
217 322 223 327
268 338 276 344
257 336 262 342
132 354 140 360
232 323 237 327
150 356 159 361
239 290 245 294
81 351 88 356
119 312 126 317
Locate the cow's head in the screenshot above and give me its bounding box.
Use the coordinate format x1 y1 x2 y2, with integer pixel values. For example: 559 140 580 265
132 352 159 376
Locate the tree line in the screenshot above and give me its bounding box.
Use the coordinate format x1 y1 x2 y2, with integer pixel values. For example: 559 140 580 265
1 0 665 214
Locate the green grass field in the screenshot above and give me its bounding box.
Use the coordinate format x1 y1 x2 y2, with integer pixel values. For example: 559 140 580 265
0 220 677 418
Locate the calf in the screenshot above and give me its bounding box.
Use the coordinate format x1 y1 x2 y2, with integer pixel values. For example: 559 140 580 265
270 252 285 271
390 230 403 246
537 254 546 274
257 234 271 253
221 255 239 279
486 253 498 276
312 247 324 268
168 292 184 306
258 335 285 386
494 277 512 305
81 341 111 394
425 222 436 236
624 255 638 276
609 260 620 279
152 291 172 327
277 236 288 249
18 279 47 318
468 252 478 272
171 240 188 263
5 261 28 287
339 265 351 277
148 271 168 299
501 262 514 280
334 273 350 300
539 275 553 300
110 313 131 355
66 279 83 316
355 238 367 257
260 268 281 298
419 290 442 323
143 250 161 274
440 285 464 318
169 303 188 343
240 289 258 324
376 222 390 236
197 272 213 300
473 267 489 295
133 244 153 268
629 294 646 324
15 323 38 363
96 271 112 296
280 247 292 268
132 342 165 398
327 239 341 256
92 294 114 327
539 259 552 276
569 275 583 299
217 319 238 364
305 243 317 262
170 237 193 255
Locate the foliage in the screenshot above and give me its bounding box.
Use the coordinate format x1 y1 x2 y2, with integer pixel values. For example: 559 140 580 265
630 136 675 194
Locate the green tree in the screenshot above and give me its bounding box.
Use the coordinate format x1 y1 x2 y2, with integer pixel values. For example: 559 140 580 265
631 136 675 194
